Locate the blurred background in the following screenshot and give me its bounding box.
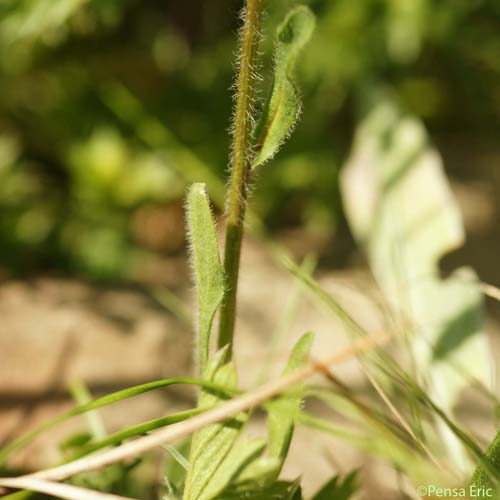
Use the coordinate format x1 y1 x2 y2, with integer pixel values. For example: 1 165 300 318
1 0 499 283
1 0 500 495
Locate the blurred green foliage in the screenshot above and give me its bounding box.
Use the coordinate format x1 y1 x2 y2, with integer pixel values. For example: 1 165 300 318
0 0 499 280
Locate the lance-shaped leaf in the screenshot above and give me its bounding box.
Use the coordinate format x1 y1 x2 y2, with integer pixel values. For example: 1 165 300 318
183 348 247 500
265 333 314 472
218 479 302 500
186 183 225 373
198 438 266 500
311 471 359 500
252 6 315 169
341 100 491 471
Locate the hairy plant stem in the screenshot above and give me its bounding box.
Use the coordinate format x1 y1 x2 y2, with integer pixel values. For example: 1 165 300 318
218 0 265 351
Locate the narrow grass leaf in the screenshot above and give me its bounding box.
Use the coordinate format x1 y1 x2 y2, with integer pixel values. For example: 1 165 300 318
164 440 191 498
418 390 500 483
298 412 433 482
69 379 107 441
0 377 234 466
67 408 206 461
257 254 317 385
266 333 313 470
283 257 368 339
252 6 315 169
186 183 225 373
163 445 189 471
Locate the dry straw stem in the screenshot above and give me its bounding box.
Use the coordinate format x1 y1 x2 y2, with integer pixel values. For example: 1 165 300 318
310 359 450 474
0 477 133 500
359 363 448 475
481 282 500 302
0 332 389 488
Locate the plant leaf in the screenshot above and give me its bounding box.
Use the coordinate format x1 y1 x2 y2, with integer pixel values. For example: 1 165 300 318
252 6 315 169
471 428 500 496
218 479 302 500
0 377 234 466
68 379 107 441
340 100 491 471
265 333 314 472
311 471 359 500
297 411 424 477
233 456 282 487
67 408 206 461
164 440 191 498
183 348 246 500
186 183 225 373
199 438 267 500
283 257 368 340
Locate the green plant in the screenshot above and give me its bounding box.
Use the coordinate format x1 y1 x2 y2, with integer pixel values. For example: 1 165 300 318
218 2 315 350
167 3 319 497
0 2 327 499
2 1 500 500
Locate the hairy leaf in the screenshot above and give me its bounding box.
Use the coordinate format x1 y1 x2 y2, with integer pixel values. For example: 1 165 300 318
341 100 491 470
266 333 313 472
252 6 315 169
183 348 246 500
234 455 281 486
199 438 266 500
186 183 225 373
218 479 302 500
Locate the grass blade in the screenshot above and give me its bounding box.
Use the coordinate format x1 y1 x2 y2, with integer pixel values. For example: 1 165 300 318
0 377 235 466
341 100 491 469
67 408 206 461
0 333 386 484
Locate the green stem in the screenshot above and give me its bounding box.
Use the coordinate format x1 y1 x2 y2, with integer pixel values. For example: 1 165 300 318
218 0 265 351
